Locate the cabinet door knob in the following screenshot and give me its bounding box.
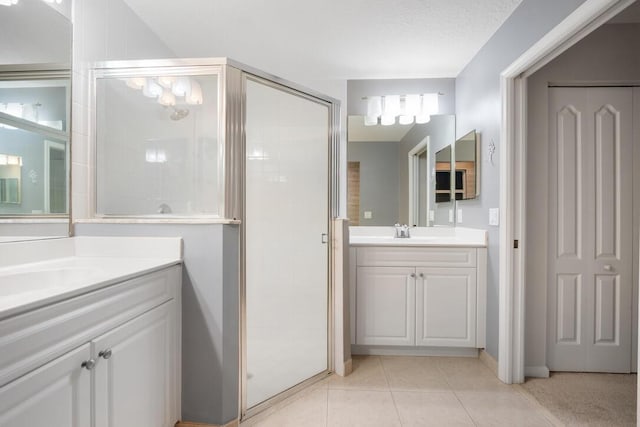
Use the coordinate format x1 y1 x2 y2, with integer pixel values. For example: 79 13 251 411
81 359 96 370
99 349 113 360
603 264 613 272
410 273 416 278
419 273 424 278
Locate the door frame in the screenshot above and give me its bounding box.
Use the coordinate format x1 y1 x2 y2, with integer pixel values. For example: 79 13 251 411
44 139 68 214
498 0 635 384
408 136 430 227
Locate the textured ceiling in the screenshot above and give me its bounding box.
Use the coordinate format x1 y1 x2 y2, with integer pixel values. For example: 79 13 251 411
122 0 522 81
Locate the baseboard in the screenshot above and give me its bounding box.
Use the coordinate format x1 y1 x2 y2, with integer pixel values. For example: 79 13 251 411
176 420 238 427
479 349 498 376
524 365 550 378
351 345 479 357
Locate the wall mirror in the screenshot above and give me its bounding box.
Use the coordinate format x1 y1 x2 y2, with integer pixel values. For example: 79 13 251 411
0 0 72 240
435 145 452 203
454 129 479 200
347 114 455 227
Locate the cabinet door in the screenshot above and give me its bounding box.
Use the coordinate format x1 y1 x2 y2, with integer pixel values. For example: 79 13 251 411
93 301 177 427
0 344 91 427
356 266 415 345
416 268 476 347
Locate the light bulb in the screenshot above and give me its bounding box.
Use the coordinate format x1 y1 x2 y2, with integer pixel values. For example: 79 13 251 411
186 80 203 105
158 76 177 88
158 88 176 106
399 115 414 125
172 77 191 97
125 77 146 90
142 79 162 98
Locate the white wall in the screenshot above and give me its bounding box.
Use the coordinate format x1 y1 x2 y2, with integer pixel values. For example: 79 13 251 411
525 23 640 371
71 0 176 220
455 0 589 359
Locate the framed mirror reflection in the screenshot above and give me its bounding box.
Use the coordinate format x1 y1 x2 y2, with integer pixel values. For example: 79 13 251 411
0 0 72 239
347 114 455 227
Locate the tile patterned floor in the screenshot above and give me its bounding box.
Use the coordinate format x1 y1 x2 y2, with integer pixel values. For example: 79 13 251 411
241 355 562 427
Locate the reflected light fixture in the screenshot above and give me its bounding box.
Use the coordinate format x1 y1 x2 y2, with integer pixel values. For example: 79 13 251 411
158 88 176 106
142 79 162 98
43 0 63 3
186 80 203 105
0 154 23 166
364 93 440 126
0 0 19 6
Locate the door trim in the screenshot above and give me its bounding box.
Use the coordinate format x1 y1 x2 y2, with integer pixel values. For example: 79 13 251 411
408 136 430 227
498 0 635 384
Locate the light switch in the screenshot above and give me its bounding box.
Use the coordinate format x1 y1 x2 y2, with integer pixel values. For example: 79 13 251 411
364 211 373 219
448 209 454 223
429 210 435 221
457 209 463 223
489 208 500 226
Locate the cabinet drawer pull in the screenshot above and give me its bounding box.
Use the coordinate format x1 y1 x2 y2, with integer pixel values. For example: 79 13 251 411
81 359 96 370
99 349 113 360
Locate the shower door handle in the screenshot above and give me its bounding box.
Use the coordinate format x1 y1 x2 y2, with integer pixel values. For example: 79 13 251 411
321 233 328 244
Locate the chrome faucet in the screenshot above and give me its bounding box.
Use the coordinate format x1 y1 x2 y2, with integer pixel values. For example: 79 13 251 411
394 223 410 238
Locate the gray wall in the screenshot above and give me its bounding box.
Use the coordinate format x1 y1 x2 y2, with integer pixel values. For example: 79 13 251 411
347 141 399 225
525 23 640 370
455 0 588 359
75 223 240 425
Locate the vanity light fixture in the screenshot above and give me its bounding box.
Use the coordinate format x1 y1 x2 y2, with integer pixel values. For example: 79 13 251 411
364 93 440 126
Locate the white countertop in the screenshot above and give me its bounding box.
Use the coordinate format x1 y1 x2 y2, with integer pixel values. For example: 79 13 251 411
0 237 182 320
349 226 487 247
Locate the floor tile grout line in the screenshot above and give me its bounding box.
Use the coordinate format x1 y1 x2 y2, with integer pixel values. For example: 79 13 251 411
379 356 406 426
451 389 480 427
325 384 329 427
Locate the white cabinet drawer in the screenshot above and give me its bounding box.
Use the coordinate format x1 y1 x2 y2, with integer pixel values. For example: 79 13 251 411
357 247 476 268
0 265 181 387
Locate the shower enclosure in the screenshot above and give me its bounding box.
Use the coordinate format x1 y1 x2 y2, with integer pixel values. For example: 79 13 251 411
92 59 340 420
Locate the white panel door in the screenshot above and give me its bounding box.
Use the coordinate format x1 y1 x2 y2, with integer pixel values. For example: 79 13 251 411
93 302 176 427
355 266 416 346
548 87 633 372
416 268 476 347
0 344 91 427
245 78 329 409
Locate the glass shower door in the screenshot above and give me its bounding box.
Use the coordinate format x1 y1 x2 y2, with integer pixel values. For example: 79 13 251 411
244 77 330 411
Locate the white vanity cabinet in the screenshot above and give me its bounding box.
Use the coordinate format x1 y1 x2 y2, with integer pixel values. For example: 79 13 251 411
0 344 92 426
0 265 181 427
351 245 486 353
